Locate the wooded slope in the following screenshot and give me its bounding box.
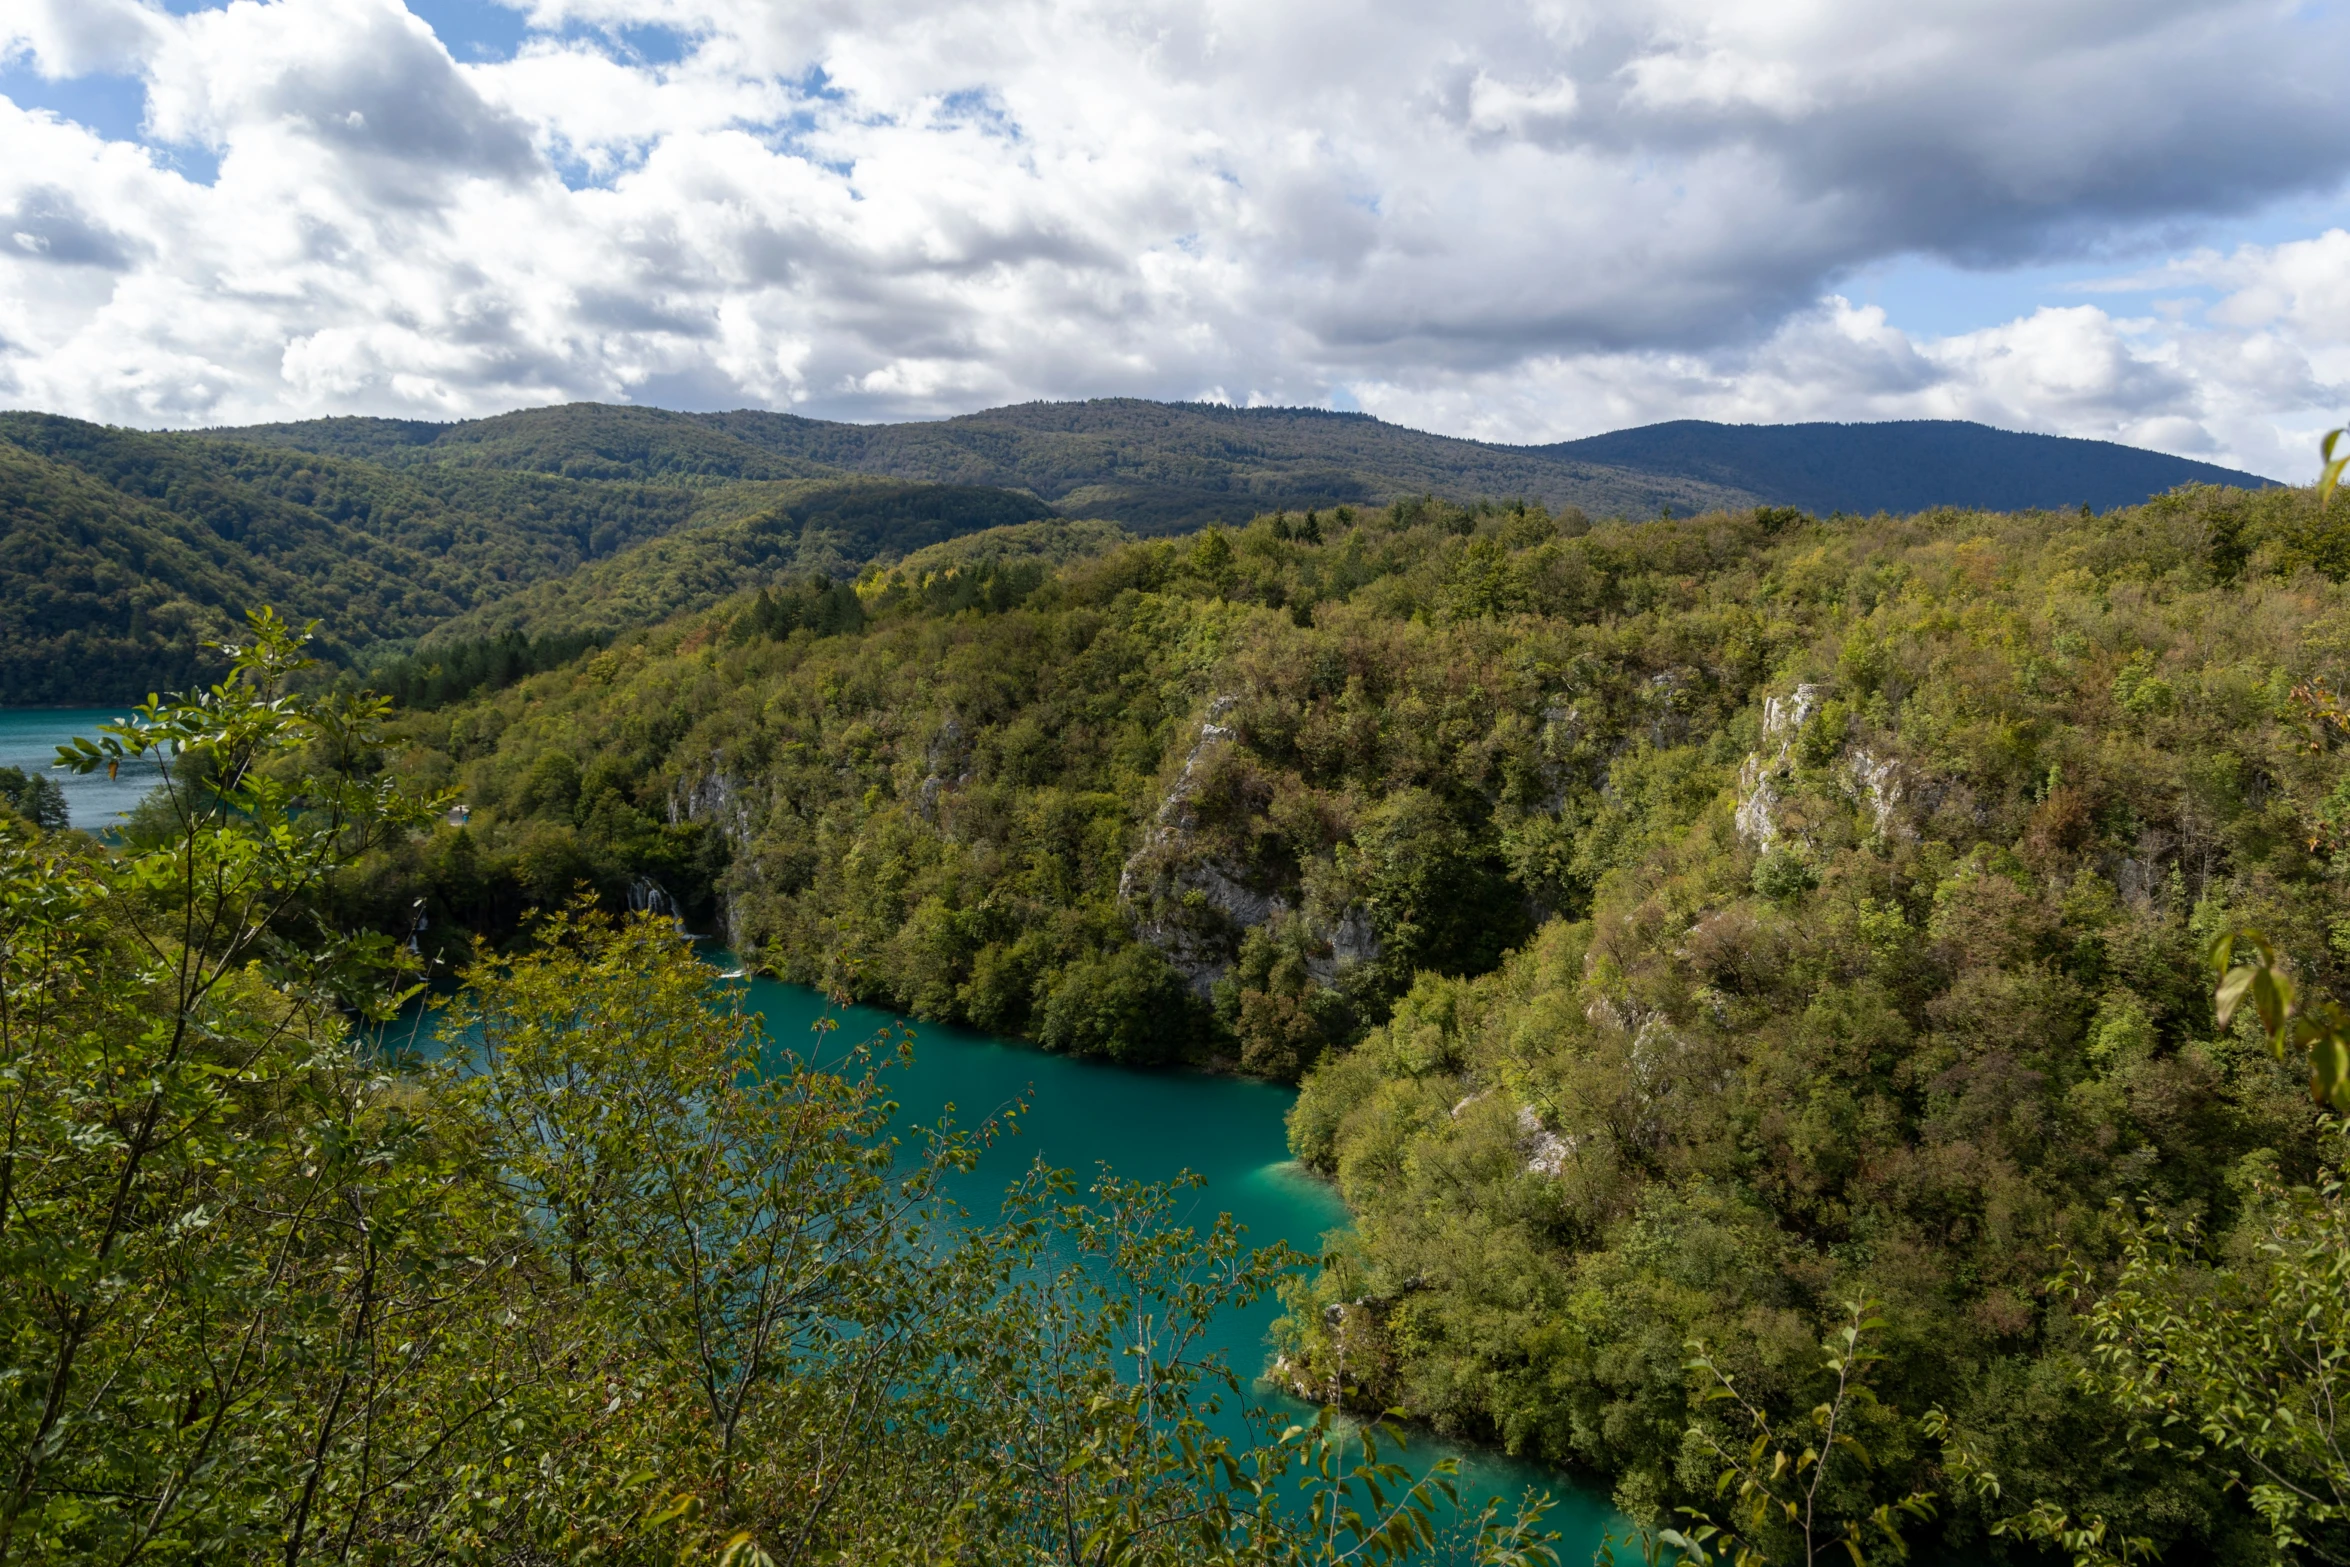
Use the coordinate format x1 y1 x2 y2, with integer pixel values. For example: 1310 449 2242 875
0 411 1053 702
212 398 2273 533
337 475 2347 1558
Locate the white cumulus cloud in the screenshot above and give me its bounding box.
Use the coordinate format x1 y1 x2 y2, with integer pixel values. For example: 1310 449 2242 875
0 0 2344 477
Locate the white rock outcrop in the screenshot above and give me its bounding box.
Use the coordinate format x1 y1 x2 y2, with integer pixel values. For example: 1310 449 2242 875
1118 699 1290 994
1732 683 1821 849
1518 1106 1575 1177
1118 697 1381 996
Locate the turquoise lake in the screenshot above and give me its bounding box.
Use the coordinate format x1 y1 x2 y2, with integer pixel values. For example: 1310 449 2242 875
0 707 156 828
7 707 1628 1554
387 969 1628 1551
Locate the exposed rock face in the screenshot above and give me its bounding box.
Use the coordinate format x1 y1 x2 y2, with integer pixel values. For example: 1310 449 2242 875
669 759 760 947
1732 682 1820 849
1118 697 1379 997
1765 683 1823 739
1118 698 1291 995
669 764 754 842
1642 669 1695 749
1733 758 1785 849
1306 907 1380 988
1518 1106 1575 1177
1735 683 1933 851
916 713 967 824
1847 747 1910 842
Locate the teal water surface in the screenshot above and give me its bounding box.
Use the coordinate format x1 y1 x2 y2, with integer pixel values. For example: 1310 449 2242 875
392 968 1627 1552
0 708 156 828
706 974 1628 1554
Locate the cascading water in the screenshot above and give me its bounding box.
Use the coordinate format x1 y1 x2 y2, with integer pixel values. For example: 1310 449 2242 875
627 875 685 931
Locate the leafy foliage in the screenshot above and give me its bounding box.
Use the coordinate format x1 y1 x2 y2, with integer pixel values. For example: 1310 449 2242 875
387 480 1064 652
2 611 445 1559
2076 1166 2350 1564
0 413 1065 703
0 767 64 829
308 460 2350 1558
2210 929 2350 1113
1664 1303 1935 1567
0 635 1561 1565
366 625 613 710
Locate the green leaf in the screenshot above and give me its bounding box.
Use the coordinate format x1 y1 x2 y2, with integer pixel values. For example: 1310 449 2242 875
2215 964 2257 1029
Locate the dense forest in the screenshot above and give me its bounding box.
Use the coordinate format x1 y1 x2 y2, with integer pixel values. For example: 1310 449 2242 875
0 622 1553 1565
212 399 1758 533
314 472 2350 1560
0 408 1060 703
6 400 2272 707
215 399 2269 537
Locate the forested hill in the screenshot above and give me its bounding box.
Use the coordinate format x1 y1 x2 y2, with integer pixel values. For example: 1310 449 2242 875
346 476 2350 1558
214 402 849 484
0 411 1054 704
1541 417 2272 515
210 399 2273 532
213 399 1755 532
6 397 2279 703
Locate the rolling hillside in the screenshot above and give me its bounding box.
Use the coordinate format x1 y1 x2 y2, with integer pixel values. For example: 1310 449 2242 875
218 402 848 485
211 400 1759 531
1539 418 2273 516
415 481 1060 647
0 412 1055 704
4 397 2286 704
211 399 2276 535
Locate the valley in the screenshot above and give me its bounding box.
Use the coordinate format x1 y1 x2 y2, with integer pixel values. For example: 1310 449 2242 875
2 399 2336 1562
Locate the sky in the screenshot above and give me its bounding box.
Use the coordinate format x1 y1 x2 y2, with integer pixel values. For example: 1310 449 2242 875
2 0 2348 477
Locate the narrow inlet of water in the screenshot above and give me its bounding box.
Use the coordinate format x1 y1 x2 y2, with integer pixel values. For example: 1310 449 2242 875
700 975 1627 1553
386 971 1630 1554
6 704 1630 1556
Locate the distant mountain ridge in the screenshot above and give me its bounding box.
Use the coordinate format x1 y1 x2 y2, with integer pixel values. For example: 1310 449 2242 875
0 408 1051 703
212 400 2275 531
1537 418 2272 517
213 400 1755 531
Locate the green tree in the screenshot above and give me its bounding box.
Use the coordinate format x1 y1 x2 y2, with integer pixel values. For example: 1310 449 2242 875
0 607 1563 1565
0 768 65 830
1 609 450 1560
1655 1303 1933 1567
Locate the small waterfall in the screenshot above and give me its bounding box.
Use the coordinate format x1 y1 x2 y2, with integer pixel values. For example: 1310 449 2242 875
628 876 687 932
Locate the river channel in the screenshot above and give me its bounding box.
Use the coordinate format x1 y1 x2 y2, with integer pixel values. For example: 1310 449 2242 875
9 706 1628 1556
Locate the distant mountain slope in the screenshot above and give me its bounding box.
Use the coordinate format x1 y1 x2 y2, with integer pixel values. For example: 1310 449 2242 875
1537 419 2274 516
418 481 1060 647
210 401 2277 532
17 399 2289 703
0 438 385 705
213 400 1760 531
688 400 1756 529
0 412 1058 703
220 403 848 485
